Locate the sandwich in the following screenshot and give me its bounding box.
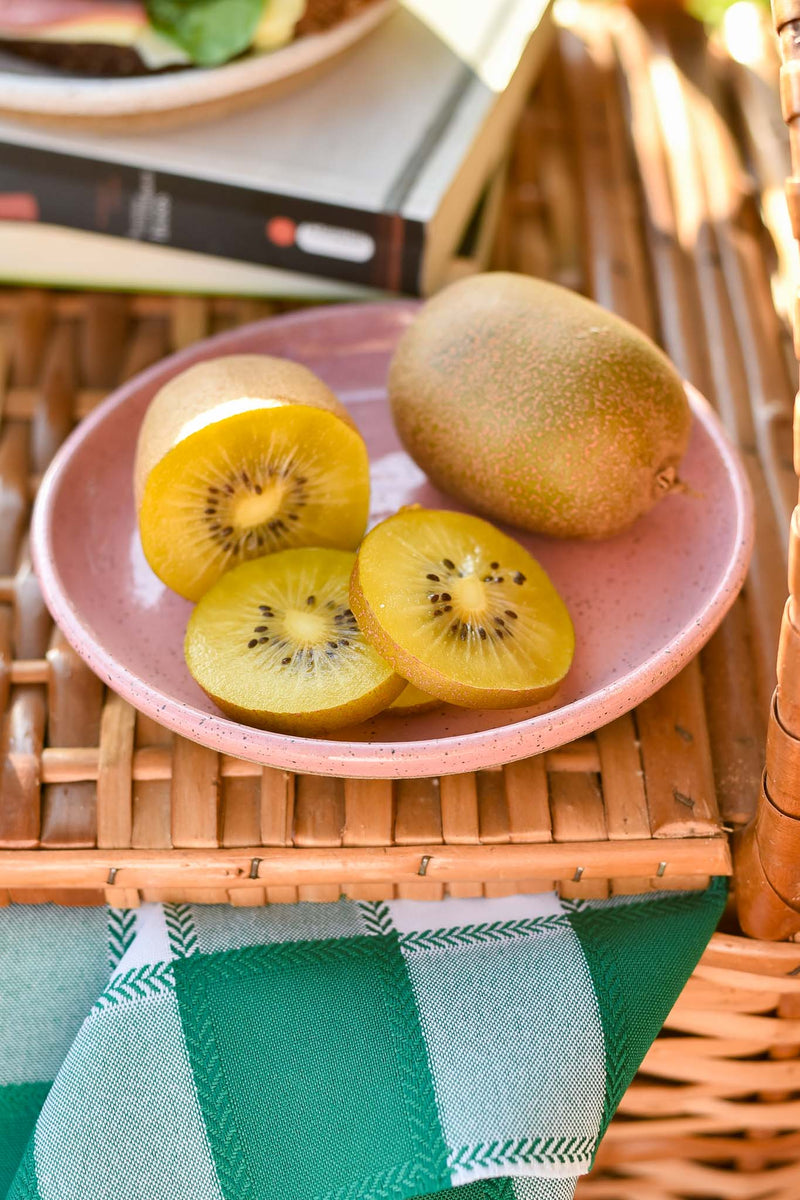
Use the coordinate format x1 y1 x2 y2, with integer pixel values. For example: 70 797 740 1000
0 0 382 76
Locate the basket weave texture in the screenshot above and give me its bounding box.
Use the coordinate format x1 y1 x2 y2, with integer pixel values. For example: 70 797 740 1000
734 0 800 941
1 3 800 1196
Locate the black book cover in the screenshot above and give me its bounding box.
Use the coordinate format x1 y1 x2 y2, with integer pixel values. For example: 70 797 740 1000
0 141 426 292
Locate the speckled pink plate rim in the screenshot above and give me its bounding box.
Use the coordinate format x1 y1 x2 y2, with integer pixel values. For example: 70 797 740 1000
31 302 754 779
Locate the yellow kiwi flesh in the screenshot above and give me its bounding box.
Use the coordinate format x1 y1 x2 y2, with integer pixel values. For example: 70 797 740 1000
135 354 369 601
185 548 404 735
388 683 439 714
350 508 574 709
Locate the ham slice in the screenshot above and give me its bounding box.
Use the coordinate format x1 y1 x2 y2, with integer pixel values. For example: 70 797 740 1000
0 1 146 35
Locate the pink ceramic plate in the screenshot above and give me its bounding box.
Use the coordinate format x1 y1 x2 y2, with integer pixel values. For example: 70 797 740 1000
31 303 754 778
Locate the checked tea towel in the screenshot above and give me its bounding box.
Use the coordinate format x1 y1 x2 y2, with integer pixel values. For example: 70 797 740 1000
1 882 726 1200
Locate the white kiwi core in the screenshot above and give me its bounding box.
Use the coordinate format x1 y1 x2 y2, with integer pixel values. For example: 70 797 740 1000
232 482 286 529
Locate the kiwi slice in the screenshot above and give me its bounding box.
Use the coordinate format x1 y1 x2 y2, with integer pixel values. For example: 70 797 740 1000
350 508 574 709
185 548 404 735
388 683 439 714
135 355 369 601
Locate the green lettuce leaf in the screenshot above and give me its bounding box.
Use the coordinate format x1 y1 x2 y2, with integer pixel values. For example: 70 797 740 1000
147 0 265 67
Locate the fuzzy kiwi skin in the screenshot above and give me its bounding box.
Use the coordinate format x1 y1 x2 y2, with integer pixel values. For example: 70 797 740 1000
194 670 405 737
134 353 358 511
350 556 564 711
388 273 692 540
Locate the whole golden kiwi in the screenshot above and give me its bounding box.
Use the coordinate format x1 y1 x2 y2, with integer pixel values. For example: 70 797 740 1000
388 273 692 539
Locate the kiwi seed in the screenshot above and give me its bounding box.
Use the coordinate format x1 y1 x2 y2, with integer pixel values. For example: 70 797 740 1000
241 595 358 673
349 508 576 710
408 549 528 645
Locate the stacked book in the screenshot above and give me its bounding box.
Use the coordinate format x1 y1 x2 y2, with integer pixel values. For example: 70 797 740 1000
0 0 554 297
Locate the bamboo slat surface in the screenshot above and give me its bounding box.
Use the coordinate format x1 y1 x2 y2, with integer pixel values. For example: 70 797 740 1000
0 13 761 905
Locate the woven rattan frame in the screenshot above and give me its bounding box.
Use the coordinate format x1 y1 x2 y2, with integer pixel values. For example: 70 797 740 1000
735 0 800 939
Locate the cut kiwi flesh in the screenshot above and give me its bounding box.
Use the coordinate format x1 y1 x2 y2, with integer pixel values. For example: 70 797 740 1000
351 508 575 709
388 683 439 713
185 548 404 735
141 405 368 600
135 355 369 602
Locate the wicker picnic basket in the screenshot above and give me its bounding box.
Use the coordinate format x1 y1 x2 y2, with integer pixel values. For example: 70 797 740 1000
1 3 800 1197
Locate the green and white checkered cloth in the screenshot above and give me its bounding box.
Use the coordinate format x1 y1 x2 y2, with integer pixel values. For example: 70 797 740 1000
0 883 726 1200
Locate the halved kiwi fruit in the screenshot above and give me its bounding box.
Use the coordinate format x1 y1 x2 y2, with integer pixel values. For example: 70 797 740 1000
350 508 574 709
135 354 369 601
185 548 404 735
388 683 439 714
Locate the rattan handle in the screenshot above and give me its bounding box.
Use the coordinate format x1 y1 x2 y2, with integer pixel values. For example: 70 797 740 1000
735 0 800 938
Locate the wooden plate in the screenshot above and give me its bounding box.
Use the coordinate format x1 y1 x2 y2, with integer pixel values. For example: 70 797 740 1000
31 302 754 778
0 2 394 129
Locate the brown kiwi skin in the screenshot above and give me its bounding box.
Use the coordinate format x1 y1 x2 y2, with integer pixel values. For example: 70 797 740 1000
349 557 562 711
388 273 691 540
197 669 405 737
